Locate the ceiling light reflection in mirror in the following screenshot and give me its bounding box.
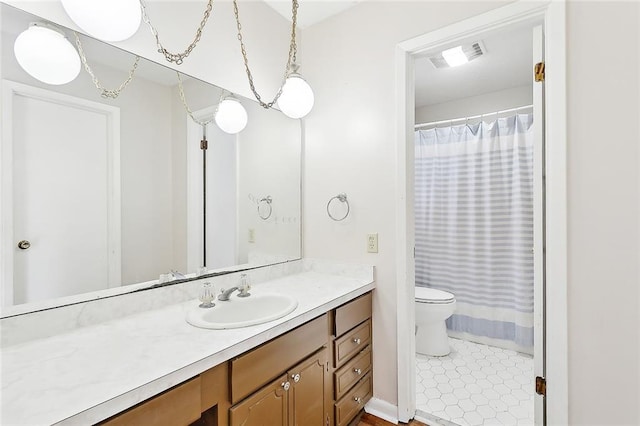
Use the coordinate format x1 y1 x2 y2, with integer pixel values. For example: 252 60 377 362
13 22 80 85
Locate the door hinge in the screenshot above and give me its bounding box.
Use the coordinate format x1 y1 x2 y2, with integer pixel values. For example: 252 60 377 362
200 138 208 150
536 376 546 396
534 62 545 82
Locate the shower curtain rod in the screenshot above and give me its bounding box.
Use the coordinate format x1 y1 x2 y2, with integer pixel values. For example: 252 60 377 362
414 104 534 129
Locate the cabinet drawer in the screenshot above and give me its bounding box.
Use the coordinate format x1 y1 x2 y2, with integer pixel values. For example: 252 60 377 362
335 293 372 337
334 373 372 426
101 378 201 426
231 314 328 403
333 319 371 367
334 345 371 400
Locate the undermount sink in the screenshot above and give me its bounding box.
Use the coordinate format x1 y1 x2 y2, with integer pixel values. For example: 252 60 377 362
186 293 298 329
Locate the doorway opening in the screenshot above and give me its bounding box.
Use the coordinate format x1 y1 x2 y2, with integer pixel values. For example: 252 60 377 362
412 22 541 426
394 2 568 425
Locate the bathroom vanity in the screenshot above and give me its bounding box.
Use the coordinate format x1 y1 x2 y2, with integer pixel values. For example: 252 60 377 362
0 261 374 425
103 292 372 426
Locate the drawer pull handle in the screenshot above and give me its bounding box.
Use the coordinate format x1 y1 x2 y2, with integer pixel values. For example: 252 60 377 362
291 373 301 383
281 381 290 391
354 368 362 375
354 396 362 404
353 338 361 345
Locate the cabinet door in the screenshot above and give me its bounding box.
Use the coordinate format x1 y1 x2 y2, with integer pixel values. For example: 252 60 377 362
289 348 328 426
230 374 288 426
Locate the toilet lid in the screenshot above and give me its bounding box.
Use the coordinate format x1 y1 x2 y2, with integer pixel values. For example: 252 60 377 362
415 287 455 304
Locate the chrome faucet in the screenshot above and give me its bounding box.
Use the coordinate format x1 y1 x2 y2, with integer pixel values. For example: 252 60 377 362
218 274 251 301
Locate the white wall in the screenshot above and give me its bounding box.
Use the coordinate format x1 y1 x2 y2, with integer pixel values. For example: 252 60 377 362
565 2 639 424
415 84 532 124
302 0 508 408
303 1 640 423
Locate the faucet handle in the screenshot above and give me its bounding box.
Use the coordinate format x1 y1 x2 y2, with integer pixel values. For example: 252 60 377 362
198 282 215 308
238 274 251 298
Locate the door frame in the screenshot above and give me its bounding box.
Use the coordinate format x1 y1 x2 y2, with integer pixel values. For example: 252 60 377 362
1 80 121 306
394 1 568 424
186 106 216 273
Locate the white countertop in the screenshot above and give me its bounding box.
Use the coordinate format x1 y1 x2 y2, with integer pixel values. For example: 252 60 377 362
1 270 374 425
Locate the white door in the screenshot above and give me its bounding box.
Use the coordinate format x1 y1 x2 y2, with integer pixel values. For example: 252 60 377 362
532 25 546 425
1 81 121 306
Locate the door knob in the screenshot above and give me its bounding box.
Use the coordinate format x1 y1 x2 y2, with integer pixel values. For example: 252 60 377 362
17 240 31 250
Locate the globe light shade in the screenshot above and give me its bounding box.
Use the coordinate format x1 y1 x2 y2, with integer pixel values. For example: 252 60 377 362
14 24 81 85
61 0 141 42
215 97 248 134
278 73 314 119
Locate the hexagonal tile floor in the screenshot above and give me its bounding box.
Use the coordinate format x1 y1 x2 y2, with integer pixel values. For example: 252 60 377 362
416 338 534 426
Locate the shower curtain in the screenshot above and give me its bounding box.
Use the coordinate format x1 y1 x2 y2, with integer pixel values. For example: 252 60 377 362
414 114 534 349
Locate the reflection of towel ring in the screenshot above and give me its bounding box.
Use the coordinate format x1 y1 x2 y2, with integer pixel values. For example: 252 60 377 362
327 193 350 221
258 196 273 220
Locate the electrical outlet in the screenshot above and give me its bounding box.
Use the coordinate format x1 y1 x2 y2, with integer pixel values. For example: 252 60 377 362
367 233 378 253
248 228 255 243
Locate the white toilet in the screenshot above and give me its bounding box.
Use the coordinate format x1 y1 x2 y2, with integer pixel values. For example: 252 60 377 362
415 286 457 356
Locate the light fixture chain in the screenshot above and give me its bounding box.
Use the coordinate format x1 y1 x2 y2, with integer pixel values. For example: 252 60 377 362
233 0 299 109
74 32 140 99
176 72 216 126
139 0 213 65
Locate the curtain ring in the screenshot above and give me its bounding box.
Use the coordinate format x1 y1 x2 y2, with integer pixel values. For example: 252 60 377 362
258 196 272 220
327 193 350 221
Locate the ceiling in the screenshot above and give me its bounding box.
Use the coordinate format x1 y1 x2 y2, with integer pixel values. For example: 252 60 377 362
261 1 533 108
414 25 533 107
263 0 364 29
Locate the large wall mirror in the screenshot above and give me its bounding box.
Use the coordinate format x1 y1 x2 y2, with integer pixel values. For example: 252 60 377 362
0 3 301 316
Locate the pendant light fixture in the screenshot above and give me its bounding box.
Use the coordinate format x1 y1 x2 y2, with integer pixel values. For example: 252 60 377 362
278 63 314 119
61 0 141 42
13 23 81 85
215 95 248 134
233 0 314 119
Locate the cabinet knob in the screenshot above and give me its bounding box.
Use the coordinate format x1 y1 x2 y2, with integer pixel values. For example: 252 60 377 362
353 368 362 375
17 240 31 250
352 338 361 345
281 381 290 391
291 373 301 383
354 396 362 404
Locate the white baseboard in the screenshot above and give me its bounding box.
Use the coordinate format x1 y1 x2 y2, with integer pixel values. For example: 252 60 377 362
364 398 399 424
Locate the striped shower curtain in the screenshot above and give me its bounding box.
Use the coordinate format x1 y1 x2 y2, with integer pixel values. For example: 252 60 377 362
414 114 534 350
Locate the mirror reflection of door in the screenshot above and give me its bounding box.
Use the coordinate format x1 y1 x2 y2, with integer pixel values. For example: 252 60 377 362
2 81 121 306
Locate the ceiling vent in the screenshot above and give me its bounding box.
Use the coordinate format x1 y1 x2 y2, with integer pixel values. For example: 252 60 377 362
428 41 486 69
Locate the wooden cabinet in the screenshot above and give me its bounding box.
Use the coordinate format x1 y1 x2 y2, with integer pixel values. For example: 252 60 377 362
289 349 330 426
229 374 289 426
331 293 373 426
230 314 329 404
100 292 373 426
100 378 202 426
230 348 329 426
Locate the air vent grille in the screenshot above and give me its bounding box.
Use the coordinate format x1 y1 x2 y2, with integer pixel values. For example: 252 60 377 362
428 41 486 69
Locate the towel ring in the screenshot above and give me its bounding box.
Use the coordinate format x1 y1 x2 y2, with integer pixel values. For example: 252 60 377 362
258 196 272 220
327 193 350 221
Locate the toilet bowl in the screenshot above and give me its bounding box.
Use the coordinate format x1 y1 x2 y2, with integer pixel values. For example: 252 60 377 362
415 287 456 356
